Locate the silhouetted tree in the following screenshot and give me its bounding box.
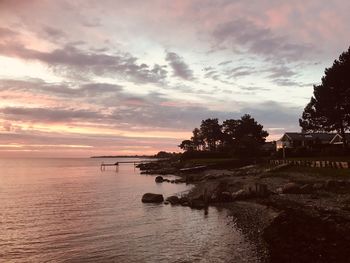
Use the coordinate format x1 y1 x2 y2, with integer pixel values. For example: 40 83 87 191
191 128 204 151
200 118 222 151
230 115 269 156
299 46 350 146
222 119 240 148
235 114 269 144
179 140 195 152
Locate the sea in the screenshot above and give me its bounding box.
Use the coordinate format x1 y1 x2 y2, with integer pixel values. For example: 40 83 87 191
0 158 259 262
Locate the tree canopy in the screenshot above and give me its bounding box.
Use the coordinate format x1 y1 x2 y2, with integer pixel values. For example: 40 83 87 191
179 114 269 157
299 46 350 145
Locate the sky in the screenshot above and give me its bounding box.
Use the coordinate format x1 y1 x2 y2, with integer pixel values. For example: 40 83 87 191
0 0 349 157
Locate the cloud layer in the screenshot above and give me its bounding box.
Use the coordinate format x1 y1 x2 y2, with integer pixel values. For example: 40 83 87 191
0 0 349 156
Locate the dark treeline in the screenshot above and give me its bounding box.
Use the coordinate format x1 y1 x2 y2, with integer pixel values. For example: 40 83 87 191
179 114 268 158
300 46 350 147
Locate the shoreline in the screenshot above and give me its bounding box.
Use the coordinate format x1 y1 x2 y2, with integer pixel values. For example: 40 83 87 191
138 159 350 262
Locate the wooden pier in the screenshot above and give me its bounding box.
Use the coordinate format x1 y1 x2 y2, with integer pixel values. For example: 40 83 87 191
100 160 154 171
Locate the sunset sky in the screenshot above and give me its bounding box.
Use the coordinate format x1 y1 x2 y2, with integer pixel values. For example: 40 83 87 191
0 0 349 157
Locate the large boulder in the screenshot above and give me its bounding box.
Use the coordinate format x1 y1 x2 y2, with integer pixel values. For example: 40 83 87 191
142 193 164 203
166 195 180 205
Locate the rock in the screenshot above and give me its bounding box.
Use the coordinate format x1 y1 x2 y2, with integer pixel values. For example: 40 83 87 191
190 199 206 209
232 189 248 200
300 184 313 194
155 176 164 183
141 193 164 203
219 191 232 202
313 183 324 190
325 180 338 189
174 178 186 184
210 193 218 202
337 180 347 187
179 196 189 205
276 187 283 194
281 182 301 194
255 183 269 197
181 202 189 206
166 195 180 205
164 201 170 205
163 179 170 183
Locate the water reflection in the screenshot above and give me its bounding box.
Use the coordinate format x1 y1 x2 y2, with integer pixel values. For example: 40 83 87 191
0 158 259 262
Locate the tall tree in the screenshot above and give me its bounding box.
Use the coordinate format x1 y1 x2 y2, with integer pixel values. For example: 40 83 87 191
235 114 269 144
222 119 240 148
200 118 222 151
222 115 268 156
299 46 350 145
191 128 204 151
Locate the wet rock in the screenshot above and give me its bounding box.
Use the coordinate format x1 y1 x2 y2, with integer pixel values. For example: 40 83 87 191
281 183 301 194
174 178 186 184
155 176 164 183
141 193 164 203
190 199 206 209
166 195 180 205
179 196 189 205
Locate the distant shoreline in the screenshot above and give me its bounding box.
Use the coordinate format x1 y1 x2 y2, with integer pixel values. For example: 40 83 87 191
90 155 155 158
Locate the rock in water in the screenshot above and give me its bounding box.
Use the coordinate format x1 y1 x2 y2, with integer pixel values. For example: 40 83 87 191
166 195 180 205
142 193 164 203
155 176 164 183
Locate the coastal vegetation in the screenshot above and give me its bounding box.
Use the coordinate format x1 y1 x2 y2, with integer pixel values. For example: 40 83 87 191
179 114 269 159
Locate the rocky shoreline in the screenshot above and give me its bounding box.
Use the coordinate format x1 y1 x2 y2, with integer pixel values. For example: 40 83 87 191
138 160 350 262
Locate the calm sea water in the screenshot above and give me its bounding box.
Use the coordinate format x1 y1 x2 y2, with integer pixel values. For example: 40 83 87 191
0 158 259 262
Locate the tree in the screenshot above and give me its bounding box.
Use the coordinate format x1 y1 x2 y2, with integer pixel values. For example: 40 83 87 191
222 119 240 148
299 46 350 146
178 140 195 152
199 118 222 151
191 128 204 151
233 114 269 156
178 115 268 157
235 114 269 144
